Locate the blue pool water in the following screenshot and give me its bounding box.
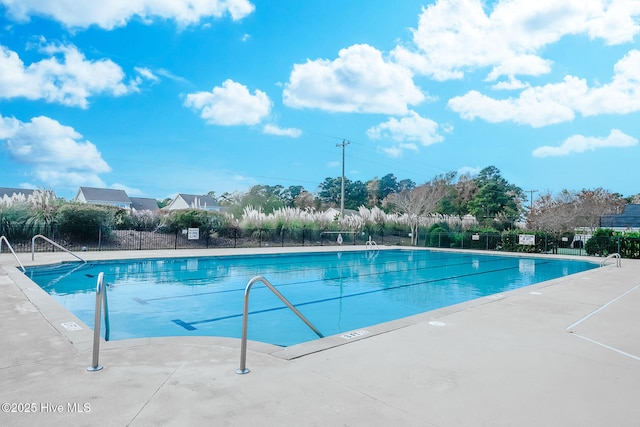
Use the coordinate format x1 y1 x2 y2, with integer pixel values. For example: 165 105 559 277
26 249 597 346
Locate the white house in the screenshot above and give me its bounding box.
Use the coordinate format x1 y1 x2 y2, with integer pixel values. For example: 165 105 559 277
75 187 132 209
164 194 222 211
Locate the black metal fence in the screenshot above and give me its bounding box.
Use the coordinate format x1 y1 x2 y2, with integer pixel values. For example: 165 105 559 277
3 225 639 259
17 227 417 252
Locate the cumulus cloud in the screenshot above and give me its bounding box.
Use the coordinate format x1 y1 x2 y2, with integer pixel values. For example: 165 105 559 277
0 0 255 29
0 42 154 108
184 79 271 126
393 0 640 81
0 115 110 187
263 124 302 138
532 129 638 157
457 166 482 177
367 111 447 156
283 44 425 115
448 50 640 127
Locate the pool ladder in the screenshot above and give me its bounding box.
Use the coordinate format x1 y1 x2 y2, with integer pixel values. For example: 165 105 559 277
237 275 323 374
600 253 621 267
87 272 110 372
0 236 26 272
31 234 86 263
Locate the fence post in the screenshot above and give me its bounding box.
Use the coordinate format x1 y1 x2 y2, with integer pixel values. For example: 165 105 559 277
618 236 621 255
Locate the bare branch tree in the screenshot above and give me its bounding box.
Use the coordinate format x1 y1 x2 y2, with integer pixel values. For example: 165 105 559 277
388 175 450 245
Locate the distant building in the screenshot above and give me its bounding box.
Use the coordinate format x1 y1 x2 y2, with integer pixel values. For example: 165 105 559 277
0 187 56 205
600 204 640 231
75 187 132 209
164 194 221 211
74 187 159 211
130 197 159 212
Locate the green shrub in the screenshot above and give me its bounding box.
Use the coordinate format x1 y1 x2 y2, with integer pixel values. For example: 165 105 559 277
426 222 451 247
55 204 114 241
0 204 31 240
585 228 617 256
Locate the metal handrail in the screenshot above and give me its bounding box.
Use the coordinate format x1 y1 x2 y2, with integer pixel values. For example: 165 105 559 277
365 236 378 249
0 236 26 272
87 272 110 372
600 253 621 267
31 234 86 263
237 275 323 374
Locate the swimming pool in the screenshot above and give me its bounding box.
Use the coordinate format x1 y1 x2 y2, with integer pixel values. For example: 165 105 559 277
25 249 598 346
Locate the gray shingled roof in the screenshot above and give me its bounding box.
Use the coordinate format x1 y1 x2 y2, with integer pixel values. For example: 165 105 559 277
77 187 131 203
0 187 36 198
178 194 220 208
130 197 159 211
600 204 640 228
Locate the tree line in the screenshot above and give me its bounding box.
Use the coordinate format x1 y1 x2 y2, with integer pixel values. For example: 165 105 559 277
2 165 637 248
184 165 635 235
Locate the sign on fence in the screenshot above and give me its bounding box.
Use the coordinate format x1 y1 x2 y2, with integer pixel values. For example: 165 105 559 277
518 234 535 246
187 228 200 240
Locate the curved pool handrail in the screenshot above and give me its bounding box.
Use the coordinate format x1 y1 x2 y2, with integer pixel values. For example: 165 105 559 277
0 236 26 273
31 234 86 264
237 275 323 375
600 253 621 268
87 272 110 372
365 235 378 249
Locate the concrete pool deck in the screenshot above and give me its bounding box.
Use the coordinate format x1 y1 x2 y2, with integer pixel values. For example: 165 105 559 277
1 247 639 426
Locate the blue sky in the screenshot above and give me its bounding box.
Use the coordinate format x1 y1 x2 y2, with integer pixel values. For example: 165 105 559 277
1 0 639 203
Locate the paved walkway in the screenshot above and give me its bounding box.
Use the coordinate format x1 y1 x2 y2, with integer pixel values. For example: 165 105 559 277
1 248 639 426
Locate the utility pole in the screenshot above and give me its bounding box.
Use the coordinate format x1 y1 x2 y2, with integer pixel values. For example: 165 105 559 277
526 189 538 212
337 140 350 216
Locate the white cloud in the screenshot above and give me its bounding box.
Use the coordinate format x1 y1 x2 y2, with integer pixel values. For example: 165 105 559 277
491 76 530 91
283 44 425 115
457 166 482 177
155 68 189 84
587 0 640 45
577 49 640 115
448 50 640 127
393 0 640 81
263 124 302 138
447 84 579 127
111 183 143 196
533 129 638 157
367 111 446 148
0 42 152 108
381 146 403 158
133 67 159 83
0 115 110 188
0 0 255 29
184 79 271 126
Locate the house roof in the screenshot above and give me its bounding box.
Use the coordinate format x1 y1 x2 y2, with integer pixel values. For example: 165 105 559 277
76 187 131 204
0 187 36 198
176 194 220 208
600 204 640 228
130 197 159 211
